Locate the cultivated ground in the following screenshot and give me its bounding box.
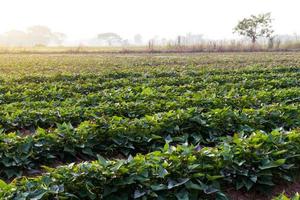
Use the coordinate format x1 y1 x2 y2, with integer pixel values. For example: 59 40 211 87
0 52 300 199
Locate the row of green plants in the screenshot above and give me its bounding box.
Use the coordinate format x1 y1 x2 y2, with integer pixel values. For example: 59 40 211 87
3 65 299 83
1 84 300 132
1 67 283 85
1 53 300 79
1 79 299 116
1 66 299 131
4 68 298 87
0 57 299 198
0 104 300 179
1 129 300 199
1 69 299 105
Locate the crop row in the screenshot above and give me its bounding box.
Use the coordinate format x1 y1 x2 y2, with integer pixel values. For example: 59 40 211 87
2 65 299 82
1 72 300 102
1 85 300 132
0 104 299 179
1 129 300 199
0 70 299 132
0 69 299 104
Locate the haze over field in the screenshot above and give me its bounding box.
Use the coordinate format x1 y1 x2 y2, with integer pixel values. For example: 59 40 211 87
0 0 300 45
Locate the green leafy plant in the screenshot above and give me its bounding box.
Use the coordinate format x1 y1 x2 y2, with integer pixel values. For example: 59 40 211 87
273 193 300 200
2 129 300 199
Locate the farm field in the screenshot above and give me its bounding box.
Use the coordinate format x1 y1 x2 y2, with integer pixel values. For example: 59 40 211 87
0 52 300 199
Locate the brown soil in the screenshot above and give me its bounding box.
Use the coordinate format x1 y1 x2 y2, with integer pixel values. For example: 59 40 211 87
19 128 35 136
227 180 300 200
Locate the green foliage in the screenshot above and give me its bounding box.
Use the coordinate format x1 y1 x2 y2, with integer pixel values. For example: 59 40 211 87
273 193 300 200
0 53 299 198
234 13 274 43
1 130 300 199
97 32 123 46
0 102 300 179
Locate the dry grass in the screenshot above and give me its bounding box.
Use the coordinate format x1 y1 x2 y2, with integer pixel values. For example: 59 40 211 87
1 40 300 54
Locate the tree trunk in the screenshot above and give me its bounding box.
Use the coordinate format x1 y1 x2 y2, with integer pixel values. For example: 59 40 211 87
177 36 181 46
251 37 256 51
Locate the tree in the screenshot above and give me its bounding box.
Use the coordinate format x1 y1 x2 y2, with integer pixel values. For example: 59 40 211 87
27 26 54 46
0 26 66 46
133 34 143 45
97 32 122 46
234 13 274 44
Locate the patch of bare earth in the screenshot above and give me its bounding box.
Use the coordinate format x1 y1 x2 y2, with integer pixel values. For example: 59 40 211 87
227 180 300 200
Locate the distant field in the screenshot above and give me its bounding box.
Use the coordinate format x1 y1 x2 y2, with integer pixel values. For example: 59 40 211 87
0 52 300 199
1 52 300 77
1 43 300 54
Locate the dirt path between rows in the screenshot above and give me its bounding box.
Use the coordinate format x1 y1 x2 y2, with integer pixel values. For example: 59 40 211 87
227 180 300 200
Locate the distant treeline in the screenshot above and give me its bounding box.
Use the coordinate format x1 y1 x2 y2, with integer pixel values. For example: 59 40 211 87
0 26 66 46
1 25 300 52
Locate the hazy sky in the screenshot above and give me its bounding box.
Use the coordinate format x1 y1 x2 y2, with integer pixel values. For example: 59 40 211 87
0 0 299 41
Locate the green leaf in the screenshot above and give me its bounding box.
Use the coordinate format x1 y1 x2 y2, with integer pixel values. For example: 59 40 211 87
133 189 146 199
0 179 11 190
167 178 190 189
141 87 154 96
97 154 108 167
158 168 168 178
272 150 288 156
259 159 286 170
207 175 223 181
243 179 254 191
250 176 257 183
216 192 229 200
111 160 124 172
151 184 167 191
29 190 47 200
82 148 94 157
175 189 189 200
185 181 204 191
